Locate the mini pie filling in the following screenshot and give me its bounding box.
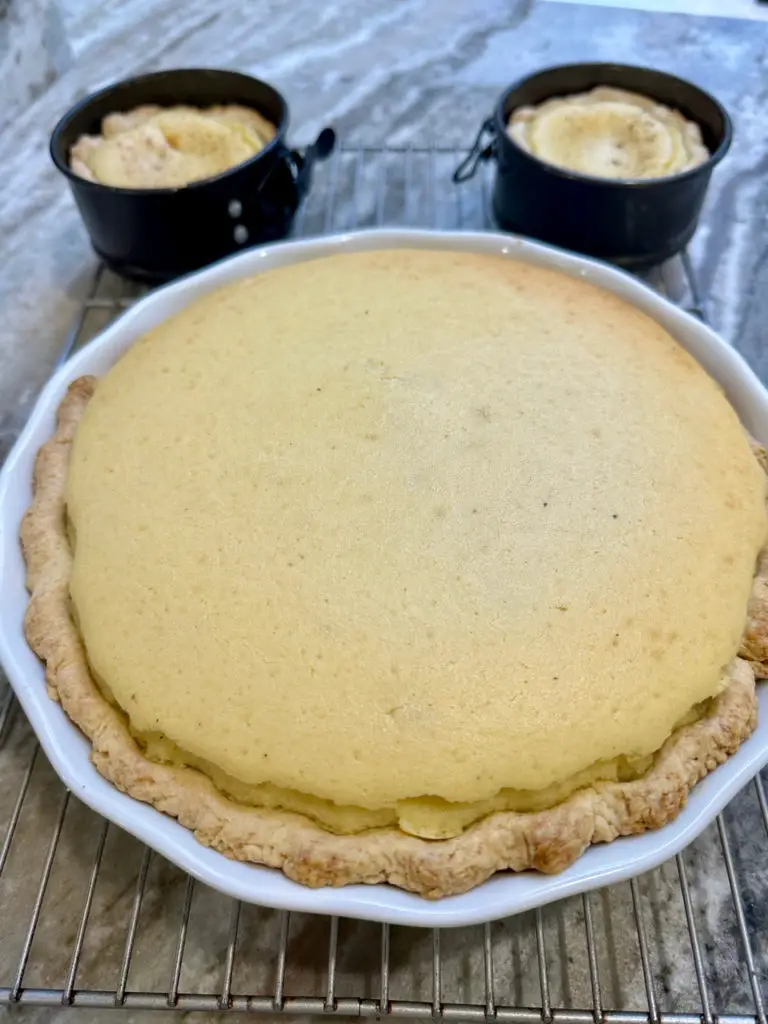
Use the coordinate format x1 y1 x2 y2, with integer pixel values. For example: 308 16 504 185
69 103 276 189
507 86 709 180
59 250 767 847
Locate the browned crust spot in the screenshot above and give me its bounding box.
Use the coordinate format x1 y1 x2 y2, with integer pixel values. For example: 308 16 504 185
19 377 766 899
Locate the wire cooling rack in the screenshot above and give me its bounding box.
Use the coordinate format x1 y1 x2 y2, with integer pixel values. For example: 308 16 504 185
0 145 767 1021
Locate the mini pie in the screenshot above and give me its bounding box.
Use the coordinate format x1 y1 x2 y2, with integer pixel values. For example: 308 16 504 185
21 250 768 898
70 103 276 189
507 87 709 180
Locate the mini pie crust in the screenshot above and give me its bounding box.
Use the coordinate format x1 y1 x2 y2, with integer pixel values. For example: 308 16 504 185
20 376 768 899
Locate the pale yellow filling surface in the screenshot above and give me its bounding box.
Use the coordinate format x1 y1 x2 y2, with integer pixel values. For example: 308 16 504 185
508 86 709 179
69 103 275 188
66 250 766 838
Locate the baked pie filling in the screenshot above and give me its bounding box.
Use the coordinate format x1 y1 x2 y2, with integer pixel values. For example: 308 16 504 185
70 103 276 189
22 250 768 895
507 86 709 180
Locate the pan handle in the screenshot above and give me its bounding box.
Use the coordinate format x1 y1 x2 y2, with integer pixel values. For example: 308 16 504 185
251 127 336 211
292 127 336 199
453 118 496 183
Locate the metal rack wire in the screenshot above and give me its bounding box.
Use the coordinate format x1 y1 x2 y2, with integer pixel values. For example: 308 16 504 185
0 145 766 1020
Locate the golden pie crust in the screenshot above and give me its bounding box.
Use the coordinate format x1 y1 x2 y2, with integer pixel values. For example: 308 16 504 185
21 375 768 898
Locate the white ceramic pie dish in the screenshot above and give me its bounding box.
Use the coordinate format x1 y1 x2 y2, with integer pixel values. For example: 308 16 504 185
2 229 768 928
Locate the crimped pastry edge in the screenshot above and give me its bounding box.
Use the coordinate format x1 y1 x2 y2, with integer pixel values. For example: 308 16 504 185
18 375 768 899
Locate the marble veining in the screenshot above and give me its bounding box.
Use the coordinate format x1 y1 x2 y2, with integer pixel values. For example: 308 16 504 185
1 2 768 1021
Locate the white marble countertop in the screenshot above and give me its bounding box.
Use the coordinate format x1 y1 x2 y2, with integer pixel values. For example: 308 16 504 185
1 2 768 1021
3 0 768 459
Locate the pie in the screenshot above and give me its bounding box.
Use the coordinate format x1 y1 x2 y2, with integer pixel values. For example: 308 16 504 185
70 104 276 189
507 87 709 180
21 250 768 898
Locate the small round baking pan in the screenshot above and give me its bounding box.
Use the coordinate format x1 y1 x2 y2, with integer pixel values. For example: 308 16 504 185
50 68 335 283
454 63 732 269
